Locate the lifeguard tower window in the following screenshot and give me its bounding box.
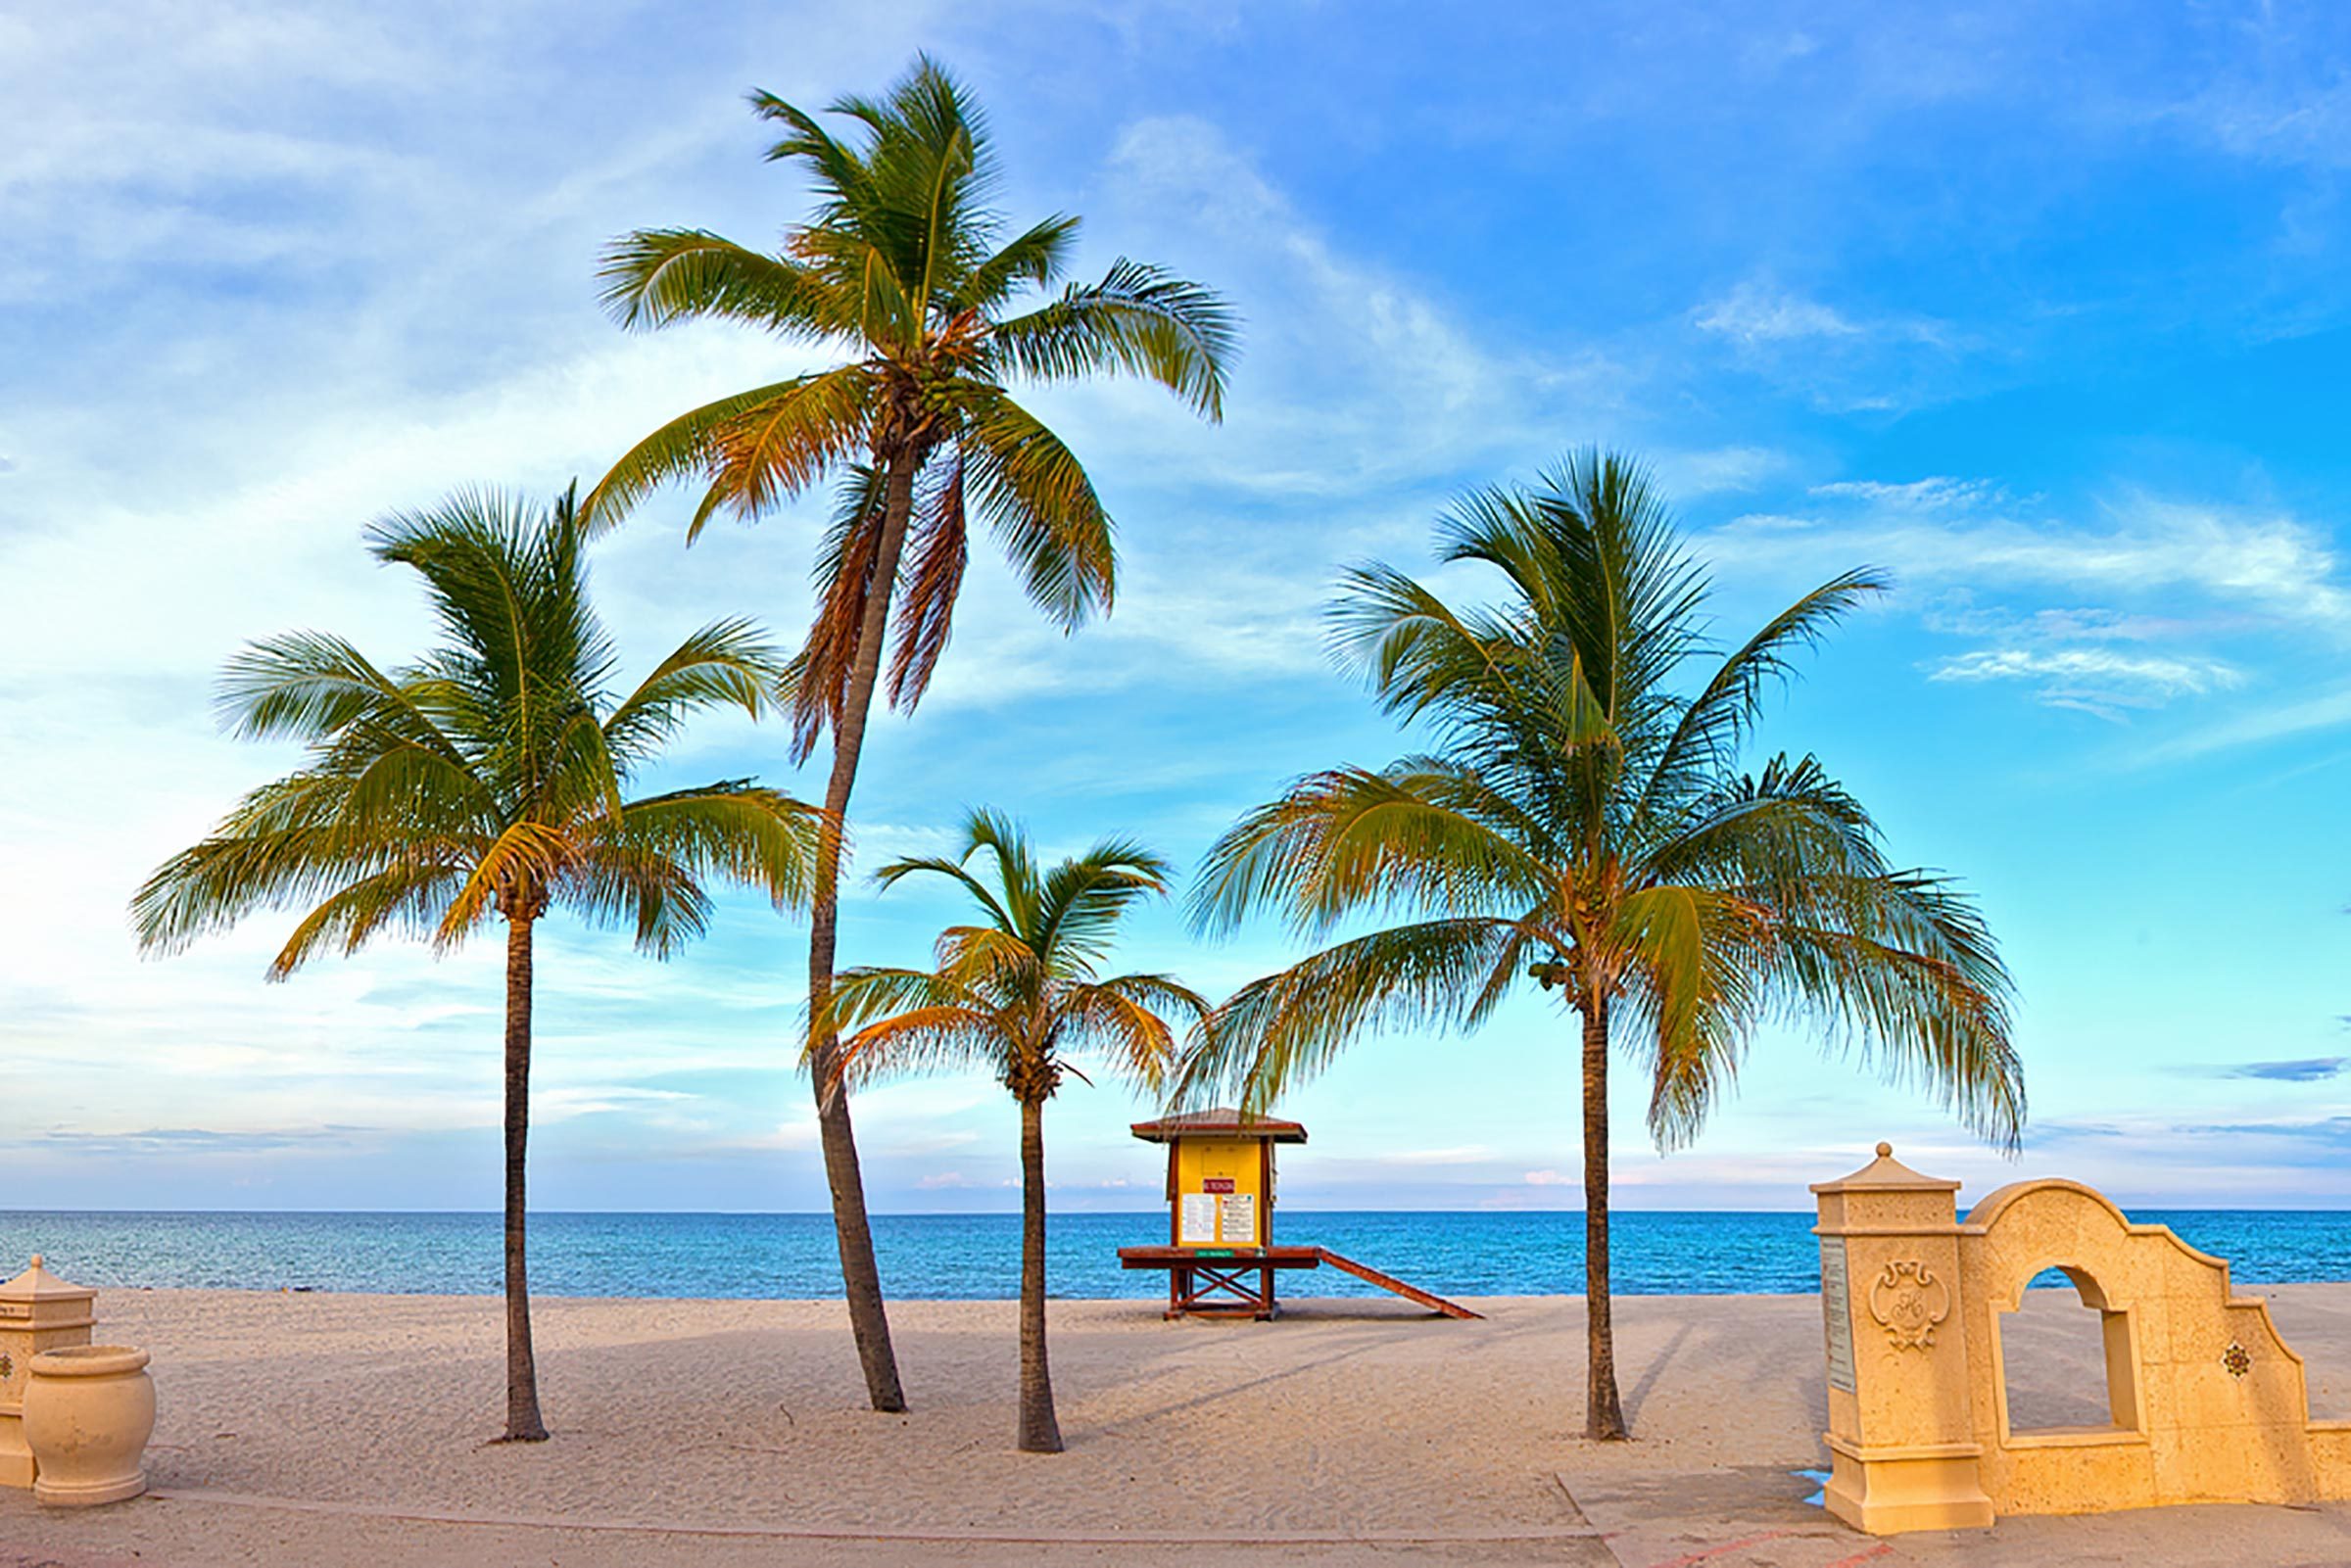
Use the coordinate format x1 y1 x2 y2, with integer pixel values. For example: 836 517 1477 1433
1999 1266 2136 1433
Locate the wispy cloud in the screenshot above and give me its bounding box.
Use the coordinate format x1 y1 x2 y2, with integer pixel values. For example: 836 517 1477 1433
1705 479 2351 729
2222 1057 2346 1083
1694 281 1866 345
1930 646 2241 715
1808 476 2007 510
2135 682 2351 763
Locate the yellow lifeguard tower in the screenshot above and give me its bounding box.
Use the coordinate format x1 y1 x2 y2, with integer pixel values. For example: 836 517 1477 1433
1116 1110 1478 1320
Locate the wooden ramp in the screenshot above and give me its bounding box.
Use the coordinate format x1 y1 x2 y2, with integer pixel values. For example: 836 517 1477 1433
1313 1248 1483 1319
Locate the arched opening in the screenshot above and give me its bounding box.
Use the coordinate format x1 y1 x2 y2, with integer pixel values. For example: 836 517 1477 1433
1997 1265 2139 1435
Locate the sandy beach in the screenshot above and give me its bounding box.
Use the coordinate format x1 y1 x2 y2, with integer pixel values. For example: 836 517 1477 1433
0 1284 2343 1566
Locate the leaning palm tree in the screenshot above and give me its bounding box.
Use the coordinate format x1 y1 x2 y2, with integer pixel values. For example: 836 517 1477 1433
816 810 1207 1452
131 489 823 1443
583 54 1235 1412
1179 449 2023 1442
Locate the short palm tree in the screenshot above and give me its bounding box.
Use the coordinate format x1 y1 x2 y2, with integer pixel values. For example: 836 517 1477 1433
131 489 823 1443
817 810 1208 1452
1179 450 2023 1442
584 55 1235 1412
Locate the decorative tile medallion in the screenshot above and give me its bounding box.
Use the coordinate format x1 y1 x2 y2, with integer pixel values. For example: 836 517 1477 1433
2222 1340 2252 1379
1868 1259 1953 1351
0 1353 11 1381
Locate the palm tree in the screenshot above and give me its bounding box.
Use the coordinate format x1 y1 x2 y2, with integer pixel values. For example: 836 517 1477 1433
817 810 1207 1452
582 55 1235 1413
1178 450 2023 1442
130 489 823 1443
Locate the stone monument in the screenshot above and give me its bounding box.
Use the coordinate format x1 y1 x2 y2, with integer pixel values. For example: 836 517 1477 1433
1815 1143 2351 1535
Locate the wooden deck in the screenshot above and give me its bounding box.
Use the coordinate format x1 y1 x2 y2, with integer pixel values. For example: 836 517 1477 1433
1116 1245 1483 1321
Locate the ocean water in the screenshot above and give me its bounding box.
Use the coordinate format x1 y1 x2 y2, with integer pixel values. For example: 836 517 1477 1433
0 1209 2343 1301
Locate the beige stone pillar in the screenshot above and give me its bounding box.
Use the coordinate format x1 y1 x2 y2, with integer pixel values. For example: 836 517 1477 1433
0 1257 96 1489
1812 1143 1991 1534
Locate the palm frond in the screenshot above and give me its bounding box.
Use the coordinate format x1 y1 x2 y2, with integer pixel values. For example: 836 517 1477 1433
1174 919 1522 1114
578 370 875 537
957 391 1115 630
598 229 847 336
1032 841 1173 974
603 617 791 766
1057 973 1206 1095
591 783 825 925
782 463 888 763
884 448 969 713
954 214 1081 311
990 258 1237 419
265 862 468 978
1635 571 1888 829
1188 765 1557 939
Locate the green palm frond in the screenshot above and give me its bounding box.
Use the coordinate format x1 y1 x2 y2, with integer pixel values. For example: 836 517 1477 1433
953 214 1081 312
597 229 846 336
601 618 791 767
1032 842 1173 974
266 862 469 978
822 810 1196 1107
1634 571 1887 828
1176 919 1525 1114
578 370 875 538
1188 765 1557 939
990 259 1237 418
591 54 1235 748
136 489 820 975
596 783 825 916
958 390 1116 630
1184 448 2022 1156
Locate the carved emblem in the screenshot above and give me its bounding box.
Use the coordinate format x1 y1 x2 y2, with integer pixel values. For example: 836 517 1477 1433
2223 1341 2251 1379
1867 1259 1952 1350
0 1353 11 1381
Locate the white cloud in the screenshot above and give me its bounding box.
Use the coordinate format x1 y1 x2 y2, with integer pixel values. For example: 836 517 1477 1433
1709 489 2351 637
1930 646 2242 715
1808 476 2004 510
1694 280 1864 344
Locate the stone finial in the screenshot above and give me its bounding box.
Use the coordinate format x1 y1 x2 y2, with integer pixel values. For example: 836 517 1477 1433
0 1258 94 1304
1877 1142 1894 1157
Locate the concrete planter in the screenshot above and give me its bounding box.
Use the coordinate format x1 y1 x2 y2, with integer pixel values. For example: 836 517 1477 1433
23 1346 153 1506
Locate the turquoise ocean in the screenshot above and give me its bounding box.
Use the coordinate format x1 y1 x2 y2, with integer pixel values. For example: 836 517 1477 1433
0 1210 2343 1300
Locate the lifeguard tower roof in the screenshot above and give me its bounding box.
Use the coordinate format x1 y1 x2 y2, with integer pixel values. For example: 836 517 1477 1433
1128 1109 1307 1144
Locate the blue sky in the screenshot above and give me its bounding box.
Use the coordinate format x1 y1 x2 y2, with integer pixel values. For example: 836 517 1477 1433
2 0 2347 1214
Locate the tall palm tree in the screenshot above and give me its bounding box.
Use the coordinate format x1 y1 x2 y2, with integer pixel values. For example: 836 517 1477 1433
583 55 1235 1412
131 489 823 1443
817 810 1207 1452
1179 450 2023 1442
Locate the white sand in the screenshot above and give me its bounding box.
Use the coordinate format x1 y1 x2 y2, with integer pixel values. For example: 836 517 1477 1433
0 1284 2345 1566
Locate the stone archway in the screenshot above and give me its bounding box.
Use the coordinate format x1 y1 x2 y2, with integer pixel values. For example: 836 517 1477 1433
1812 1145 2351 1536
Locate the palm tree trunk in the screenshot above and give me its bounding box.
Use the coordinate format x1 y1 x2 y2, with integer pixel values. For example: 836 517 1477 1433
1581 996 1626 1441
804 454 919 1413
502 914 549 1443
1016 1096 1063 1453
